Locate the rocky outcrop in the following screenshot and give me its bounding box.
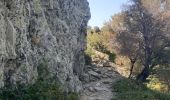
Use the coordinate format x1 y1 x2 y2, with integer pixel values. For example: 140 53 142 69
0 0 90 92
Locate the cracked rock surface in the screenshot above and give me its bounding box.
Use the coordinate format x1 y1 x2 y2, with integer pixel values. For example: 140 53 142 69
0 0 90 92
80 65 121 100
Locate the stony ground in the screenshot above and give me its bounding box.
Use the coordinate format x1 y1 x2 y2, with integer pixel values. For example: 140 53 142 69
80 65 122 100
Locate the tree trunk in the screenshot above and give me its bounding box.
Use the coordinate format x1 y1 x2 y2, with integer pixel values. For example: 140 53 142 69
137 44 152 81
137 66 150 81
128 60 135 78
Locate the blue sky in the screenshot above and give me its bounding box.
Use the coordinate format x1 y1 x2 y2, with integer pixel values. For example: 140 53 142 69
87 0 128 27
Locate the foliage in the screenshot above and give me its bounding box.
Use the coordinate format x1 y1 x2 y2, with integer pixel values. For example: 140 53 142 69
0 81 62 100
0 61 79 100
147 75 168 93
84 53 92 65
104 50 116 63
108 52 116 63
86 32 107 52
64 93 79 100
0 81 79 100
113 78 170 100
85 44 95 57
86 26 116 63
148 65 170 92
104 0 170 81
152 49 170 67
93 26 101 33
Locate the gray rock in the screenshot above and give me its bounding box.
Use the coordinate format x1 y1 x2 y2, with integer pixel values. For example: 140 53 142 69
81 73 90 83
96 82 101 86
94 87 109 92
103 63 111 67
0 0 90 92
80 63 122 100
88 87 95 92
88 70 100 77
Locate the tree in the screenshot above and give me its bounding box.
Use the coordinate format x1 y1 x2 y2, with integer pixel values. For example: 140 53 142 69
86 27 107 56
120 0 170 81
101 13 127 54
106 13 142 78
116 31 143 78
93 26 101 33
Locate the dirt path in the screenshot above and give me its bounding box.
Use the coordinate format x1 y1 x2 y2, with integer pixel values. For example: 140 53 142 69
80 66 121 100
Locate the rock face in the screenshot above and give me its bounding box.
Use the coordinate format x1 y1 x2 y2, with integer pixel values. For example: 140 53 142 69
0 0 90 92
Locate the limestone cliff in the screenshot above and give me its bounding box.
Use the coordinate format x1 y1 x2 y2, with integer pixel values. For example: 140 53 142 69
0 0 90 92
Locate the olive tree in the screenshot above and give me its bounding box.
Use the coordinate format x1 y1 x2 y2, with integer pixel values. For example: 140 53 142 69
120 0 170 81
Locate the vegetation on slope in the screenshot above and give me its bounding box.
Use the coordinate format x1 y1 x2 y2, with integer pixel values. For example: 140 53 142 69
0 61 79 100
112 78 170 100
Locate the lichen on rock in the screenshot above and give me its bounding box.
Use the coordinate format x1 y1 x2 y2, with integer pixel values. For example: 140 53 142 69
0 0 90 92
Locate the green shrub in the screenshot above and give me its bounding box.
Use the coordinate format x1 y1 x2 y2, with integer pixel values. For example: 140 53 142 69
0 60 79 100
65 93 79 100
85 45 95 56
108 52 116 63
37 60 50 80
113 78 147 93
112 78 170 100
104 50 116 63
0 81 63 100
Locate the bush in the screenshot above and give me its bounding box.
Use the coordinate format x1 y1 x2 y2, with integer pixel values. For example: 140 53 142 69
104 50 116 63
0 81 62 100
0 80 79 100
64 93 79 100
86 32 107 53
108 52 116 63
112 78 170 100
85 45 95 57
0 61 79 100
